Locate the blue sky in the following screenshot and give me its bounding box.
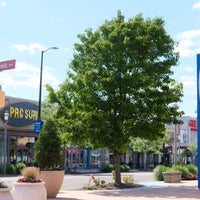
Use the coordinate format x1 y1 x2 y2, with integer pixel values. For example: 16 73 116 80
0 0 199 117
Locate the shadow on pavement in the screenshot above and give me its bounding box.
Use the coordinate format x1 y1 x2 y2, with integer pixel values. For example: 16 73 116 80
91 184 200 199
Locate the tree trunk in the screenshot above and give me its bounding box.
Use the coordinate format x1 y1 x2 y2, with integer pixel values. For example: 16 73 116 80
113 150 121 185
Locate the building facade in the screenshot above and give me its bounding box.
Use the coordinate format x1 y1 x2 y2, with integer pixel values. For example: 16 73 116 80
0 96 37 165
165 116 197 165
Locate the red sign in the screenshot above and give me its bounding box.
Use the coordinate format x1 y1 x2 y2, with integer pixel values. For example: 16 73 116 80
189 119 197 131
0 59 16 71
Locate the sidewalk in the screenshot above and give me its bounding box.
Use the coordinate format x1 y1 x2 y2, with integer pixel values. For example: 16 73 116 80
49 180 200 200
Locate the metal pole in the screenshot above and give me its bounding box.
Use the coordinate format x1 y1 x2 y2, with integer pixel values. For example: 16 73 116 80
64 142 67 172
37 47 59 121
3 121 7 174
174 124 177 165
38 50 44 121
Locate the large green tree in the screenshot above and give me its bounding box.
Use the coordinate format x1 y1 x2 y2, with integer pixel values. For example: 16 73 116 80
47 11 183 185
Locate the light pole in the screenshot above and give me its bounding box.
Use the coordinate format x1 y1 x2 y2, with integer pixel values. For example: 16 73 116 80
4 110 9 174
172 103 179 165
174 124 177 165
38 47 59 120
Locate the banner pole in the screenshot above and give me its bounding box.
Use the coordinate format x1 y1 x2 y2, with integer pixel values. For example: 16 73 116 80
197 54 200 189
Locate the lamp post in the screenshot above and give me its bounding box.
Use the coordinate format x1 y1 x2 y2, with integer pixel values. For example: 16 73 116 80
4 110 9 174
174 124 177 165
172 103 179 165
38 47 59 120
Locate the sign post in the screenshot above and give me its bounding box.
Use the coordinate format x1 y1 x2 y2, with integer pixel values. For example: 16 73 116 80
197 54 200 189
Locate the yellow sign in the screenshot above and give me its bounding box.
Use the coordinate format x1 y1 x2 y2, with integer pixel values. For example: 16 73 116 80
3 102 38 126
9 107 38 120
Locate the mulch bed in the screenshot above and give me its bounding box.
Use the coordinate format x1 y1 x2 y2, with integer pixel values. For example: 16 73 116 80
83 182 144 190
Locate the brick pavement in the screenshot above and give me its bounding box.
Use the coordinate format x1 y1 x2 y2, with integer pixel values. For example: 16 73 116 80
48 180 200 200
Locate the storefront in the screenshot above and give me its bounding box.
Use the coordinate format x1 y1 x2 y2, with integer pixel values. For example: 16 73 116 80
166 116 197 165
0 96 38 166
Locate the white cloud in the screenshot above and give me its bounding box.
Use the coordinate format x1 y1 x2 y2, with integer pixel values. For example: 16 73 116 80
12 43 45 54
0 1 6 7
181 75 196 95
0 61 60 89
176 29 200 57
184 66 195 72
63 47 71 52
192 1 200 9
59 17 64 22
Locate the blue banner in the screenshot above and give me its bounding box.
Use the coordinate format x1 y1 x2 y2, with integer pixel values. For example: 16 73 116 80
34 120 43 134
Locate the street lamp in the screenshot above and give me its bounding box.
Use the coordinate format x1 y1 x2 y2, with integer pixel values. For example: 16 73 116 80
172 103 179 165
4 110 9 174
174 124 177 165
38 47 59 120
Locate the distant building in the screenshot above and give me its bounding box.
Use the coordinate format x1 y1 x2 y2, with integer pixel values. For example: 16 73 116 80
166 116 197 149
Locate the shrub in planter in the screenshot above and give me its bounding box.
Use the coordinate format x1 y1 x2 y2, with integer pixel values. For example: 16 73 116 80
0 181 13 200
153 165 168 181
162 169 182 183
34 118 63 170
185 164 197 174
0 181 8 188
184 165 198 180
11 167 46 200
15 162 26 174
171 165 189 180
34 118 64 198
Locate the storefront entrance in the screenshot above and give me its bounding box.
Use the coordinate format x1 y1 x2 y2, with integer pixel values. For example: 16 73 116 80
0 135 35 166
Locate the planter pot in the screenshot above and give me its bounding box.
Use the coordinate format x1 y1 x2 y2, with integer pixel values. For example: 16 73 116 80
0 188 13 200
11 182 46 200
162 171 182 183
37 170 64 198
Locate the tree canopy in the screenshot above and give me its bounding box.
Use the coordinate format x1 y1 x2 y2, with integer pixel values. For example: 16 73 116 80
47 11 183 184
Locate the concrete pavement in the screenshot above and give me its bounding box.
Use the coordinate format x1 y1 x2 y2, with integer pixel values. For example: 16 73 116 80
52 171 200 200
1 171 200 199
52 180 199 200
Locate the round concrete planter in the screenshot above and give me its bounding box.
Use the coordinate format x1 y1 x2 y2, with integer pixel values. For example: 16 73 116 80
11 182 46 200
0 188 13 200
162 171 182 183
37 170 64 198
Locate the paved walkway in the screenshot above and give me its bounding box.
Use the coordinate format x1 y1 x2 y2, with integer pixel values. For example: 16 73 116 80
49 180 200 200
1 171 199 199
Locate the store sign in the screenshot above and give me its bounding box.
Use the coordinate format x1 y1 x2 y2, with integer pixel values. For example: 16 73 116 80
189 119 197 131
0 59 16 71
2 102 38 126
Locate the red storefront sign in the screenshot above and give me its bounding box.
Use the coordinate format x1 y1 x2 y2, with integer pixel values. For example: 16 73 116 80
189 119 197 131
67 149 80 155
0 59 16 71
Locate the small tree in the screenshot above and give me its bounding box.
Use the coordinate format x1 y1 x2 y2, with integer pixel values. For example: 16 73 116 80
130 137 162 169
34 118 63 170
